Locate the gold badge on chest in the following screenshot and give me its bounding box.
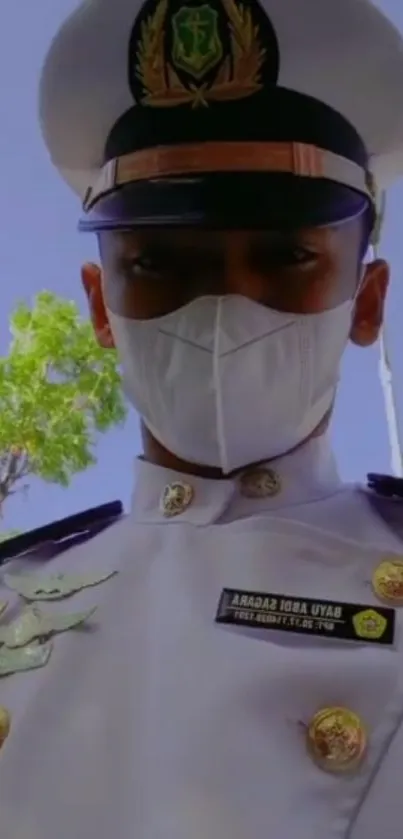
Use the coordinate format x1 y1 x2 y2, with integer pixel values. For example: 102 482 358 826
372 557 403 606
307 707 367 774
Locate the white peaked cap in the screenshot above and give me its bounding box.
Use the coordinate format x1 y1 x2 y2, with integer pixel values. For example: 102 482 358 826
38 0 403 235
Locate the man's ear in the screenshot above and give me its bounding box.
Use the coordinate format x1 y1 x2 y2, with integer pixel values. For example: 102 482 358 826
81 262 115 348
350 259 389 347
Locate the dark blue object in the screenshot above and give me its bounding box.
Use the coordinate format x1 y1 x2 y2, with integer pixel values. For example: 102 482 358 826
0 501 124 565
367 473 403 500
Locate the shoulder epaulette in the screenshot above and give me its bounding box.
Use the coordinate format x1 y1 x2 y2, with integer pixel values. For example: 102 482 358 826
0 500 124 566
367 473 403 500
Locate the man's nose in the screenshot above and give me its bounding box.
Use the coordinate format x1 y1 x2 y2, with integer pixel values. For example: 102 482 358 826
222 241 263 300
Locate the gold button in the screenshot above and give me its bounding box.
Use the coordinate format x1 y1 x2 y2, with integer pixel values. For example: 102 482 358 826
307 707 367 774
160 481 194 517
372 558 403 605
240 467 281 498
0 707 11 748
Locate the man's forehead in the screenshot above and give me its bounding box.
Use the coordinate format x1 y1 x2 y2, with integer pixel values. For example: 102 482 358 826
102 220 363 253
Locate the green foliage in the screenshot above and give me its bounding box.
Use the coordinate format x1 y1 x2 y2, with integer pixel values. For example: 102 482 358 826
0 291 127 510
0 530 20 543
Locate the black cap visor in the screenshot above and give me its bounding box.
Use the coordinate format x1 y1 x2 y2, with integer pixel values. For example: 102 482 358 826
78 171 372 233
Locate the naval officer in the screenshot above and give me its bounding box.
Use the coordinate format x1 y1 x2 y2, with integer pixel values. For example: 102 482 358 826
1 0 403 836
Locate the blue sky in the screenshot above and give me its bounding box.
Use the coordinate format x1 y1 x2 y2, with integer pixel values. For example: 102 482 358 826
1 0 403 532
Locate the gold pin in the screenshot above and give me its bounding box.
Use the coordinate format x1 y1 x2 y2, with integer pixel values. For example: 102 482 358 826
372 558 403 606
240 467 281 499
306 707 367 773
0 707 11 748
160 481 194 517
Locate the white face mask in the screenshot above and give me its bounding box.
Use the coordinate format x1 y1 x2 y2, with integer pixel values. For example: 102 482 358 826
107 295 354 474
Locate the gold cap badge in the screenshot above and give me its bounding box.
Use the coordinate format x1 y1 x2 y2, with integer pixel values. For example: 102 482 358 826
131 0 278 108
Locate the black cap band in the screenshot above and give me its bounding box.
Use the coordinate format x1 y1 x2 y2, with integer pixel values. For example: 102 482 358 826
79 89 372 232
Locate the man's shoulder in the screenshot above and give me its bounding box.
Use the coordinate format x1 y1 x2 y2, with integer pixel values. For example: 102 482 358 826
0 500 125 566
359 472 403 542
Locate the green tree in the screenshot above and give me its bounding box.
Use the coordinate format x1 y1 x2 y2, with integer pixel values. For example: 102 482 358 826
0 291 127 524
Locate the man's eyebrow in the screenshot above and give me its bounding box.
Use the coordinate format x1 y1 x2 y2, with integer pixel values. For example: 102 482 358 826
120 238 224 259
120 240 186 256
251 229 324 245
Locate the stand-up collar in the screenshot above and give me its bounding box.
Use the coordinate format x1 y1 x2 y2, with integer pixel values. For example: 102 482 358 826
131 436 342 525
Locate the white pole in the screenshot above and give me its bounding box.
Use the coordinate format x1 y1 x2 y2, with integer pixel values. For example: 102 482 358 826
378 326 403 476
373 195 403 475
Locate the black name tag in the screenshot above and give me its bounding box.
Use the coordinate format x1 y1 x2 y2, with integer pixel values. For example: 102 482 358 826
216 588 395 646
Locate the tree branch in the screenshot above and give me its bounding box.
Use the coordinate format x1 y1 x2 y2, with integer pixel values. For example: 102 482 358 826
0 450 31 514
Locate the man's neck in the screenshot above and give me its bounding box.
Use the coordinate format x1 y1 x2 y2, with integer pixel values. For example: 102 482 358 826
139 411 332 480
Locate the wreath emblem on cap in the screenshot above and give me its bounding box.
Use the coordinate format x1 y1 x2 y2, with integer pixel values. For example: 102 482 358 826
136 0 266 107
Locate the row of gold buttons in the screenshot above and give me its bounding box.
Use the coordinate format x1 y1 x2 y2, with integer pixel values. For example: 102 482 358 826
156 474 401 777
159 483 403 607
0 702 366 773
160 466 281 517
0 707 10 746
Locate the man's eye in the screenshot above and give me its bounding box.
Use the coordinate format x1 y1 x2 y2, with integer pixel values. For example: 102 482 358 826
255 245 319 274
275 247 318 266
120 256 164 278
